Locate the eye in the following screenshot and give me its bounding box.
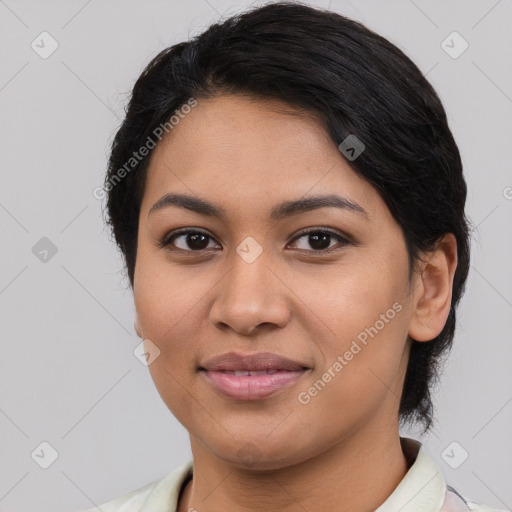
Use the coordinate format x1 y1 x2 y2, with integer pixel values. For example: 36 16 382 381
288 227 350 252
160 227 351 254
160 228 220 252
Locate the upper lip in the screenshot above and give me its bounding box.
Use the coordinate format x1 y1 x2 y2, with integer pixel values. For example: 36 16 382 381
200 351 309 372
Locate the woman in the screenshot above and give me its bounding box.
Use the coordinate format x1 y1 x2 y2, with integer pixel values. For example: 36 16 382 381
84 2 502 511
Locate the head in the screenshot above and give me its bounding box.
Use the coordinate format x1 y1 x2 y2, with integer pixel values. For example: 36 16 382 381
103 1 470 463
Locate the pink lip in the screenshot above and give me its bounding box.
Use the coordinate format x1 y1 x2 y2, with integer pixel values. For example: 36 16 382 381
200 351 308 372
201 369 309 400
199 351 311 400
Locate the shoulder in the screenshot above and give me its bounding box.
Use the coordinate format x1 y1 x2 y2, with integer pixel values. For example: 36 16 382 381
398 439 504 512
466 501 508 512
77 461 193 512
79 480 159 512
79 478 163 512
445 486 507 512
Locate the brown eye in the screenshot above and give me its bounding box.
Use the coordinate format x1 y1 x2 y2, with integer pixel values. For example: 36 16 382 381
161 229 220 252
288 228 350 252
160 227 350 254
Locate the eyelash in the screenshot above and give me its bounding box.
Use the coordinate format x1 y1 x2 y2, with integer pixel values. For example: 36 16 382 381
159 227 351 254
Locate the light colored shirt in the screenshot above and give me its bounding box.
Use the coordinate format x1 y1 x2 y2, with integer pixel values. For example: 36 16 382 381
81 437 504 511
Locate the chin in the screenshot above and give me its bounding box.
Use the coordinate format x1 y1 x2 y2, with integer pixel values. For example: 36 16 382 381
203 430 318 472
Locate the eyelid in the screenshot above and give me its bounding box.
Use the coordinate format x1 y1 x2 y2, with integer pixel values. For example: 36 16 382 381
160 227 218 248
160 226 352 253
291 226 351 243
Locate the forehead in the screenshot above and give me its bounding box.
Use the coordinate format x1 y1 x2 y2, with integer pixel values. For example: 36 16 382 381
140 94 381 221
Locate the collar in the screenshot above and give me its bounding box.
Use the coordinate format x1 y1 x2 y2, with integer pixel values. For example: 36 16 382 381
375 437 447 512
144 437 447 511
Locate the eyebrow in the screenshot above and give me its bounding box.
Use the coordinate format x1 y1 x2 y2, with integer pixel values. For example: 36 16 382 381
148 192 369 221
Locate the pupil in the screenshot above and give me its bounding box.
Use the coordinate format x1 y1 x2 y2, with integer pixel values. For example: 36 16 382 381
188 233 209 250
310 233 330 250
183 232 332 251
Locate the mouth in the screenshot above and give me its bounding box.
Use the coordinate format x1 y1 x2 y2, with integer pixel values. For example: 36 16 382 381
199 368 310 400
199 352 311 401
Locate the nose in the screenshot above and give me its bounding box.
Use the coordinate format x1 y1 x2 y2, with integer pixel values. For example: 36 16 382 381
208 249 292 336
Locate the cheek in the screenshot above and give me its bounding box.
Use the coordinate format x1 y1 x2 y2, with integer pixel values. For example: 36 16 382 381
296 315 408 438
133 263 206 421
134 254 209 341
133 261 208 407
294 253 407 343
292 258 409 408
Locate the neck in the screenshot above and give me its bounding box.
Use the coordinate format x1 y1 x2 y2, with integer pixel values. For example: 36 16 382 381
178 427 410 512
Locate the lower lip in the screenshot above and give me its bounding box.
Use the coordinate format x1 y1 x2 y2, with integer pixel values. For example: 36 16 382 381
201 369 308 400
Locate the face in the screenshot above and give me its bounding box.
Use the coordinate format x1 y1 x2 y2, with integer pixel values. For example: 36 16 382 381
134 94 417 470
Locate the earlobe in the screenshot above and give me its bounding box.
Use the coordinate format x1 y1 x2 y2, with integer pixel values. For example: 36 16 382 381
408 233 458 342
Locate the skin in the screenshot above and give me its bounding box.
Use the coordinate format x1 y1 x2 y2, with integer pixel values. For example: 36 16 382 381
133 94 458 512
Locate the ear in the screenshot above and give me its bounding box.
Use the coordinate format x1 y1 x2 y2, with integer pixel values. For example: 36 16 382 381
134 314 143 338
408 233 458 342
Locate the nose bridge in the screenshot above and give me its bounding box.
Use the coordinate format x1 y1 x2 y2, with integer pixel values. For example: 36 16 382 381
209 240 290 334
229 234 273 292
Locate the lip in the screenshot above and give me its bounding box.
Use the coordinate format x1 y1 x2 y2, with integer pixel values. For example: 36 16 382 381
199 351 311 401
200 351 308 372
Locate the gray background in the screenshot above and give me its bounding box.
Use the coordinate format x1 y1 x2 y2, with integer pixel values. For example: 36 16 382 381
0 0 511 510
